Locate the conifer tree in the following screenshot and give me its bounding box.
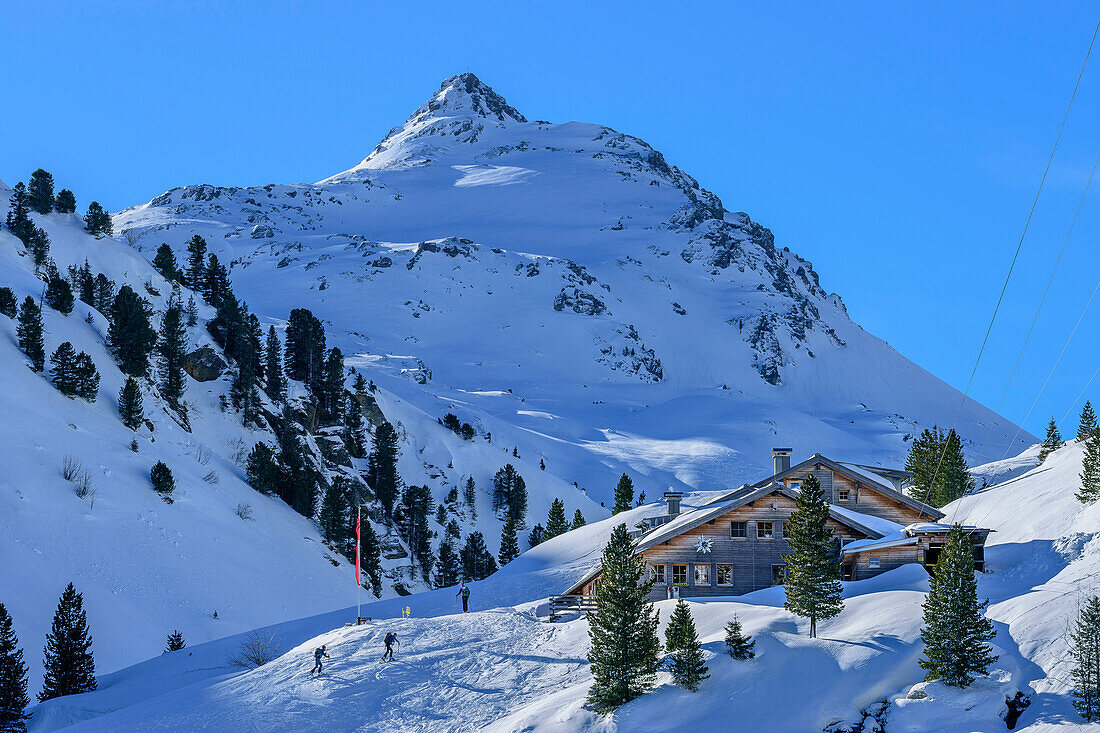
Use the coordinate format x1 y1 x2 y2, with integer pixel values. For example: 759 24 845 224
73 353 99 402
664 599 693 654
264 326 286 404
907 426 975 507
83 202 111 236
358 520 383 598
544 498 570 540
0 602 29 732
230 355 262 429
724 616 756 659
38 583 96 701
318 347 345 425
464 477 477 518
202 254 231 308
1071 595 1100 722
528 524 544 548
319 478 352 552
108 286 156 377
343 390 365 459
158 297 188 415
572 509 586 529
492 464 527 525
783 473 844 638
498 517 520 565
906 426 942 502
244 442 279 496
1079 401 1099 443
163 630 186 653
1038 417 1064 463
668 602 709 692
434 539 461 588
273 408 318 517
396 484 435 577
1078 433 1100 504
152 244 181 282
49 343 79 396
44 274 73 315
367 420 401 519
460 532 497 581
27 227 50 272
118 377 144 430
93 274 114 313
16 298 45 372
150 462 175 500
0 289 15 319
919 525 997 686
612 473 634 515
445 518 461 542
73 260 94 306
185 295 198 328
5 183 32 243
54 189 76 214
586 523 661 712
284 308 326 387
184 235 207 289
27 169 54 214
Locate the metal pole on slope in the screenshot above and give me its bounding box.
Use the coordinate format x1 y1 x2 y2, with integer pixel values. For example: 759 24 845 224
357 504 362 624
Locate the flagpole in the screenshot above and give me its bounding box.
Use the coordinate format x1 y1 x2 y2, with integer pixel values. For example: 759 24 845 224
356 504 361 623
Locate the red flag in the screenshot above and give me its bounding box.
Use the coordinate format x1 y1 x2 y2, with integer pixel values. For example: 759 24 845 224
355 515 361 585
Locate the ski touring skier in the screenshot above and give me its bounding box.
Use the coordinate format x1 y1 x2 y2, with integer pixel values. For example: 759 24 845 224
457 582 471 613
311 644 329 675
381 632 398 662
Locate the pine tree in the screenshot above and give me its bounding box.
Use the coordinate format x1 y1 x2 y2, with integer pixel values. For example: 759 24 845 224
724 616 756 659
491 464 527 526
544 498 570 540
73 260 94 306
934 429 974 507
118 377 144 430
244 442 279 495
230 355 262 429
0 602 29 732
0 289 15 319
586 523 661 712
396 484 435 577
318 347 345 426
184 235 207 289
49 343 79 396
163 631 186 653
93 274 114 313
434 539 461 588
668 602 709 692
73 352 99 402
612 473 634 514
158 297 188 415
919 525 997 686
1038 417 1064 463
27 169 54 214
528 524 544 548
1078 433 1100 504
16 298 45 372
38 583 96 701
185 295 198 328
343 390 365 459
284 308 326 388
907 426 975 507
460 532 497 581
1080 402 1099 443
152 244 181 282
319 479 352 553
783 473 844 638
1071 595 1100 722
358 520 383 598
273 408 318 517
572 509 586 529
906 426 943 504
26 227 50 272
44 274 73 315
664 599 693 654
4 183 33 243
264 327 286 404
83 202 111 236
498 517 520 565
367 420 401 519
150 461 175 500
464 477 477 518
202 254 231 308
108 285 157 377
54 189 76 214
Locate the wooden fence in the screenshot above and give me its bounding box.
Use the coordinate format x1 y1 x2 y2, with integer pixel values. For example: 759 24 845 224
548 594 597 621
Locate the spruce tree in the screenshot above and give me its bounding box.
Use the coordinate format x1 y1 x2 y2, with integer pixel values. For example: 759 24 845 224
0 289 15 319
5 183 33 243
27 169 54 214
152 244 181 282
118 377 144 430
54 189 76 214
1080 401 1099 443
358 520 383 598
150 461 175 500
184 235 207 289
1038 417 1064 463
919 525 997 686
73 353 99 402
163 630 186 653
16 298 45 372
264 326 286 404
318 347 345 426
572 509 586 529
73 260 94 306
202 254 231 307
586 523 661 712
612 473 634 514
230 355 262 428
464 477 477 518
724 616 756 659
92 274 114 313
528 524 544 548
344 390 365 459
27 227 50 272
108 286 156 377
396 484 435 577
491 464 527 526
185 296 198 328
0 602 29 732
244 442 279 496
498 517 520 565
158 298 187 414
665 599 693 654
435 539 461 588
1071 595 1100 722
668 603 709 692
544 498 570 540
83 202 111 236
460 532 497 581
284 308 325 387
1078 433 1100 504
44 274 73 315
905 426 942 504
935 429 975 507
49 343 79 396
38 584 96 701
367 420 401 519
273 408 318 517
319 479 352 553
783 473 844 638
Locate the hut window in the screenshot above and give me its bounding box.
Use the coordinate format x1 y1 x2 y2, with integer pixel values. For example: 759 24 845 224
838 488 850 502
716 564 732 585
790 481 801 490
771 564 787 585
730 521 748 538
672 564 688 585
652 564 665 584
869 557 880 569
694 564 709 585
757 521 774 540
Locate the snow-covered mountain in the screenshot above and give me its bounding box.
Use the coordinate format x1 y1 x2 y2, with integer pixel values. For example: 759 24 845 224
115 73 1033 500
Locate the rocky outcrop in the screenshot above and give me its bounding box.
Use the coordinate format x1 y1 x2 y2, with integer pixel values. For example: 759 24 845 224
182 346 226 382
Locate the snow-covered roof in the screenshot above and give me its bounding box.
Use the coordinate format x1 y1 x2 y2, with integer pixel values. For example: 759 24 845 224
829 504 904 537
839 462 900 488
841 531 919 555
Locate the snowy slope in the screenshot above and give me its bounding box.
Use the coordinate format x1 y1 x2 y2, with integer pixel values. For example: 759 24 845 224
114 73 1033 506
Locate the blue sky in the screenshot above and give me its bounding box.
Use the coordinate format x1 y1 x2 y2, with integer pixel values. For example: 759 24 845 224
1 1 1098 441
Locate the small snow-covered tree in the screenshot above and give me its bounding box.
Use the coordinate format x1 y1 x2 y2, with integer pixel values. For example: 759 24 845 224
665 598 693 654
49 343 80 396
44 274 73 315
527 523 544 548
152 244 181 282
1080 433 1100 505
27 169 54 215
0 602 29 732
668 602 708 692
83 201 111 236
724 616 756 659
38 584 96 701
16 297 45 372
460 532 497 582
0 288 16 318
1038 417 1064 463
150 461 175 501
544 498 569 540
612 473 634 515
118 377 144 431
434 539 461 588
572 509 586 530
54 188 76 214
783 473 844 638
163 630 186 653
498 517 520 566
1071 595 1100 722
1079 402 1099 443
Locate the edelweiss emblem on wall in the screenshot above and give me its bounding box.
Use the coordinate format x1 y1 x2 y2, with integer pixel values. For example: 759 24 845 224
694 536 713 554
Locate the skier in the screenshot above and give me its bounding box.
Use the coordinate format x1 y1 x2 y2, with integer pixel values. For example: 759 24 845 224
381 632 398 662
457 582 471 613
311 644 329 675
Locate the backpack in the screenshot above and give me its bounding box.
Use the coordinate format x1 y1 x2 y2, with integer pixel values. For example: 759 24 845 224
461 587 470 598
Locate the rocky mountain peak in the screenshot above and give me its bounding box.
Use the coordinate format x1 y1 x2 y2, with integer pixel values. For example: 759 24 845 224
408 73 527 125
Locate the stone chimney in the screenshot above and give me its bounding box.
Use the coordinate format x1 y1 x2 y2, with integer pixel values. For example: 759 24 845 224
772 448 792 476
663 491 683 517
